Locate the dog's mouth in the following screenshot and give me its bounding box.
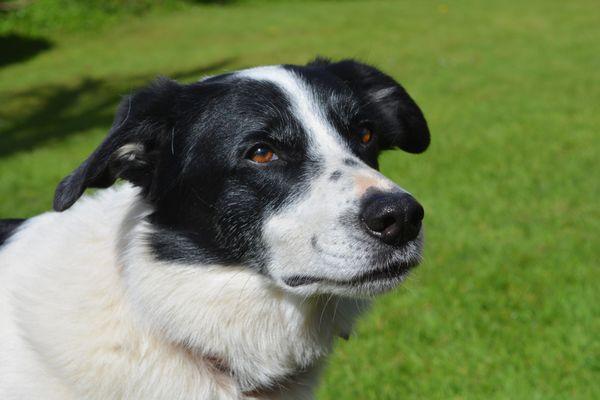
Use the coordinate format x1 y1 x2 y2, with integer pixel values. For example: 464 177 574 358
283 257 419 288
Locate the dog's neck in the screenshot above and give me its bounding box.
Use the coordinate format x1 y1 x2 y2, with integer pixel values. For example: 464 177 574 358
116 191 368 395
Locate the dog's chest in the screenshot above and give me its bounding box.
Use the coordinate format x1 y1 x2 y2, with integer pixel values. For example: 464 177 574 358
121 246 358 394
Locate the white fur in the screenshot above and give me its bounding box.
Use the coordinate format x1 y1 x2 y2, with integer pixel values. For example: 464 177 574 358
0 184 365 399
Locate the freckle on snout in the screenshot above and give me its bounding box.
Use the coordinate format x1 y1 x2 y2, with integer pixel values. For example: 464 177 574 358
343 158 358 167
329 170 342 181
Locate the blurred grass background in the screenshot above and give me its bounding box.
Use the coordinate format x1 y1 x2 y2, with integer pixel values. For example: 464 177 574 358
1 0 598 398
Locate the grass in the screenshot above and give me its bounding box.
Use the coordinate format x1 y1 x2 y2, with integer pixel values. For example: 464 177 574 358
1 0 598 398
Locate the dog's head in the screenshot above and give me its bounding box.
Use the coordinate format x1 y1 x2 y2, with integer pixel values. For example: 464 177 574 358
54 59 430 297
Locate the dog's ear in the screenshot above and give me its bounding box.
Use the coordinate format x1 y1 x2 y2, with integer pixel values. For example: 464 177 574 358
53 77 182 211
310 58 430 153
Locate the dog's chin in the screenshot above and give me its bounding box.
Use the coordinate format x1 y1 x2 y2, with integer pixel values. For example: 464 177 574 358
317 261 417 298
279 252 422 298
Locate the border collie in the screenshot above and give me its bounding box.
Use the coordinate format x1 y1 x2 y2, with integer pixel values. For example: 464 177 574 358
0 59 429 399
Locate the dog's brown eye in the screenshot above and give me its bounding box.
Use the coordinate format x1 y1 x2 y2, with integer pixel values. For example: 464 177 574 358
358 127 373 144
247 144 279 164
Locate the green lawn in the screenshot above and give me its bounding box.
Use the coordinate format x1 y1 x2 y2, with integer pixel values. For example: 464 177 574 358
1 1 598 398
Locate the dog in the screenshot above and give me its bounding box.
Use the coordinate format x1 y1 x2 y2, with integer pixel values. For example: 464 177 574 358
0 59 430 399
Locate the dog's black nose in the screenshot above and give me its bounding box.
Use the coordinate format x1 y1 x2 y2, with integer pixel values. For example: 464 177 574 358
360 192 424 246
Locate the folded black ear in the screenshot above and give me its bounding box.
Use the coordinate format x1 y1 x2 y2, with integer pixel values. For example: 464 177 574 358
310 58 430 153
53 78 181 211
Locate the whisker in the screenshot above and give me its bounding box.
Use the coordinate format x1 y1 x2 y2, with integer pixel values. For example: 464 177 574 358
189 187 217 212
214 269 246 301
233 275 254 317
331 297 340 323
319 294 334 332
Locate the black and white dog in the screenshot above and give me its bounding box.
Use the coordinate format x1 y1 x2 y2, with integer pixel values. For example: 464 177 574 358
0 59 429 399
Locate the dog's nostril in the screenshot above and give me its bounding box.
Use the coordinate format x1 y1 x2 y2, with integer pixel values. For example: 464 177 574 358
368 215 396 233
360 192 424 246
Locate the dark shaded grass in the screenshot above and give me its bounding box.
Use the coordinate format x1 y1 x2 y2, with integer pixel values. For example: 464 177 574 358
0 58 234 157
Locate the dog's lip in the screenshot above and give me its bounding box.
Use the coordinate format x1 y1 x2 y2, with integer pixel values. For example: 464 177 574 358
283 258 419 288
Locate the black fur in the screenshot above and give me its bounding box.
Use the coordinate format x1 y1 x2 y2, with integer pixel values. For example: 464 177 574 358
53 59 430 270
0 219 25 247
308 58 430 153
343 158 359 167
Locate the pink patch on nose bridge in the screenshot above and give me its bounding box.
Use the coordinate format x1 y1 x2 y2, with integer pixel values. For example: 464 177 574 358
354 173 385 196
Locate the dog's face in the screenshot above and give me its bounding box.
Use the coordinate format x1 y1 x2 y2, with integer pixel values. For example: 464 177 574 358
54 59 430 297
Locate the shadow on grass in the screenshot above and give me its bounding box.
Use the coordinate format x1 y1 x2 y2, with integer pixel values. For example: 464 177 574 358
0 58 235 158
0 34 53 68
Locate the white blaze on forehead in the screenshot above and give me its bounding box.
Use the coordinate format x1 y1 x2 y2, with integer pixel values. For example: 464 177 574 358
236 65 350 158
237 65 402 195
